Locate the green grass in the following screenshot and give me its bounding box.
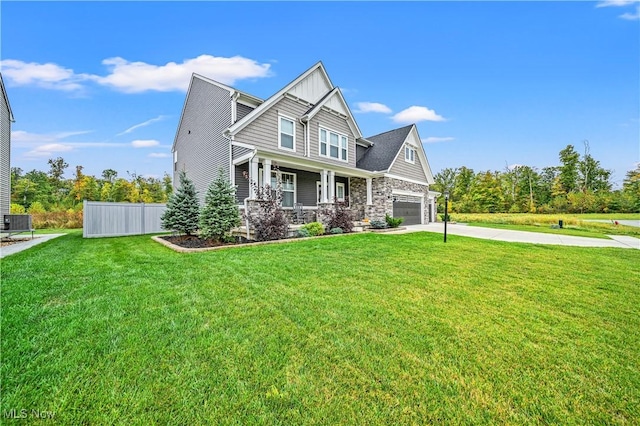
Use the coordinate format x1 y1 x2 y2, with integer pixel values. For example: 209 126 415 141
2 232 639 424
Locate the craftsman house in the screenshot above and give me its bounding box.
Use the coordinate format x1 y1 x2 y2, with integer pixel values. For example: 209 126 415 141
172 62 438 225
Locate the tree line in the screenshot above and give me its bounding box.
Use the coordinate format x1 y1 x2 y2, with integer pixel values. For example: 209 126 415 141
10 156 172 213
432 144 639 214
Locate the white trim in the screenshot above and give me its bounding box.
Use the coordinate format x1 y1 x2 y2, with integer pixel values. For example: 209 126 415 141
391 189 425 198
404 145 416 164
336 182 345 202
278 114 296 152
384 173 429 186
231 141 255 150
318 126 348 163
232 151 254 165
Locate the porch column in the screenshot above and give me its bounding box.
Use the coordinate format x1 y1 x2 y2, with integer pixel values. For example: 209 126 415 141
321 170 329 203
366 178 372 205
328 171 335 202
250 157 259 199
262 159 272 189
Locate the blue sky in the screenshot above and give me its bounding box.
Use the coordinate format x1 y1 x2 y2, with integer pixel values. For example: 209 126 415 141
2 1 638 187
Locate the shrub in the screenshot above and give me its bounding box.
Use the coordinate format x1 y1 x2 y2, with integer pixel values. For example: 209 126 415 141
321 198 353 233
329 227 343 234
301 221 324 236
296 228 311 238
27 201 46 214
243 168 288 242
199 169 240 242
161 171 200 235
10 203 26 214
385 213 404 228
369 220 387 229
31 210 83 229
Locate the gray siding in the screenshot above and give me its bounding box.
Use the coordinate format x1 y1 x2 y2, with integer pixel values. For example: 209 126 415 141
356 144 367 162
235 162 250 203
388 152 429 183
234 97 307 155
232 145 252 160
0 83 10 217
174 77 232 203
309 108 357 168
236 103 254 121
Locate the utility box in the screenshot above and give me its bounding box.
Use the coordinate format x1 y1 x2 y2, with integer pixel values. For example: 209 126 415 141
559 220 563 229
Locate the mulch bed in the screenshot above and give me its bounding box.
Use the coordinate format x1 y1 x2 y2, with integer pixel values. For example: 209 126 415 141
160 235 247 249
1 237 33 248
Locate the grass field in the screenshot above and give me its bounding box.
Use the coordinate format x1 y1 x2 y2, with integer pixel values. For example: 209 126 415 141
2 232 639 424
449 213 640 238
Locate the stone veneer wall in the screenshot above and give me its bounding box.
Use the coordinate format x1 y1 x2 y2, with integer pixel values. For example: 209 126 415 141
363 177 430 223
349 178 367 221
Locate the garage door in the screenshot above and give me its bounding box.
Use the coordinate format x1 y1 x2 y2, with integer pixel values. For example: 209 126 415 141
392 195 422 225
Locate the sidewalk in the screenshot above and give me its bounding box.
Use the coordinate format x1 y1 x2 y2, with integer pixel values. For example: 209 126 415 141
391 223 640 249
0 234 67 259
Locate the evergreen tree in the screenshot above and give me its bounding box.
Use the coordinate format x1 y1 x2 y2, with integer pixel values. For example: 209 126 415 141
199 169 240 241
161 170 200 235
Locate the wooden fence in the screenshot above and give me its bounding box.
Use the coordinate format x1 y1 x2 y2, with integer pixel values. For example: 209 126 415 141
83 201 167 238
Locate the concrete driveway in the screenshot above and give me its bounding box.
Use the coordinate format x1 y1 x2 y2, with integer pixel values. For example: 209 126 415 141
393 223 640 249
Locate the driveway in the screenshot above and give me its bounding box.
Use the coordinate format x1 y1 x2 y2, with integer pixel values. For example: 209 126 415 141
392 223 640 249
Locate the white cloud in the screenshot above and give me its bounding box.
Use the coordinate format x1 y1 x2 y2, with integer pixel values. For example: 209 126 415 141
148 152 170 158
620 5 640 19
596 0 638 8
2 55 272 93
117 115 168 136
131 139 160 148
392 106 446 123
93 55 272 93
508 163 524 170
25 143 73 158
12 130 93 145
0 59 91 91
422 137 455 144
354 102 392 114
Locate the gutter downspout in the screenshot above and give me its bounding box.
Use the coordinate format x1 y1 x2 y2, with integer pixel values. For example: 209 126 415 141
244 149 258 240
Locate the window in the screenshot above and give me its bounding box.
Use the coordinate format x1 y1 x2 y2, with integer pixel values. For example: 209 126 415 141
320 128 348 161
279 116 295 151
260 169 296 208
317 181 346 203
405 146 415 164
336 182 345 201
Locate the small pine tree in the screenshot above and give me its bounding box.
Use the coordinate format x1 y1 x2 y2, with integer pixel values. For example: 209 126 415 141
161 170 200 235
200 169 241 242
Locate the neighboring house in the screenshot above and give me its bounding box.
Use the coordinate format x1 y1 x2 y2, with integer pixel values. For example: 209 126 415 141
172 62 438 225
1 73 15 219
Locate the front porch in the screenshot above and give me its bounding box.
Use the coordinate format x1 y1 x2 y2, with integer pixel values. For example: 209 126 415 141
233 155 434 225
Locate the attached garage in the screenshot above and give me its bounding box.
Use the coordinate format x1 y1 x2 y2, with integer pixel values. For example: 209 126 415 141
392 194 422 225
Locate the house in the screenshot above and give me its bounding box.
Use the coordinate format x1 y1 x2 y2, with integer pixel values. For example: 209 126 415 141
172 62 438 226
1 73 15 219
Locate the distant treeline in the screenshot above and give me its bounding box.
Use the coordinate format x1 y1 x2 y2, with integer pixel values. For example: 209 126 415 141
10 157 172 214
432 144 639 213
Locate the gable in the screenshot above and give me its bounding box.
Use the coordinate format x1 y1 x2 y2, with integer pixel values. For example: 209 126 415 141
386 125 434 184
288 67 332 104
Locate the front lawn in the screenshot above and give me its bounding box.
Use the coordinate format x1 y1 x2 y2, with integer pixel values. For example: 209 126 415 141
1 232 638 424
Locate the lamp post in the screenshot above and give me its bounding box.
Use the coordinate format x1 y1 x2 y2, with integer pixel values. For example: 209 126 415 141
444 191 449 243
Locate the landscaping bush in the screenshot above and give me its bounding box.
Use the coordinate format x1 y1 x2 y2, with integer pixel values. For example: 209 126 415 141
301 221 324 236
321 198 353 233
10 203 25 214
329 227 343 234
161 170 200 236
199 169 240 242
296 228 311 238
369 220 387 229
385 213 404 228
243 168 288 242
